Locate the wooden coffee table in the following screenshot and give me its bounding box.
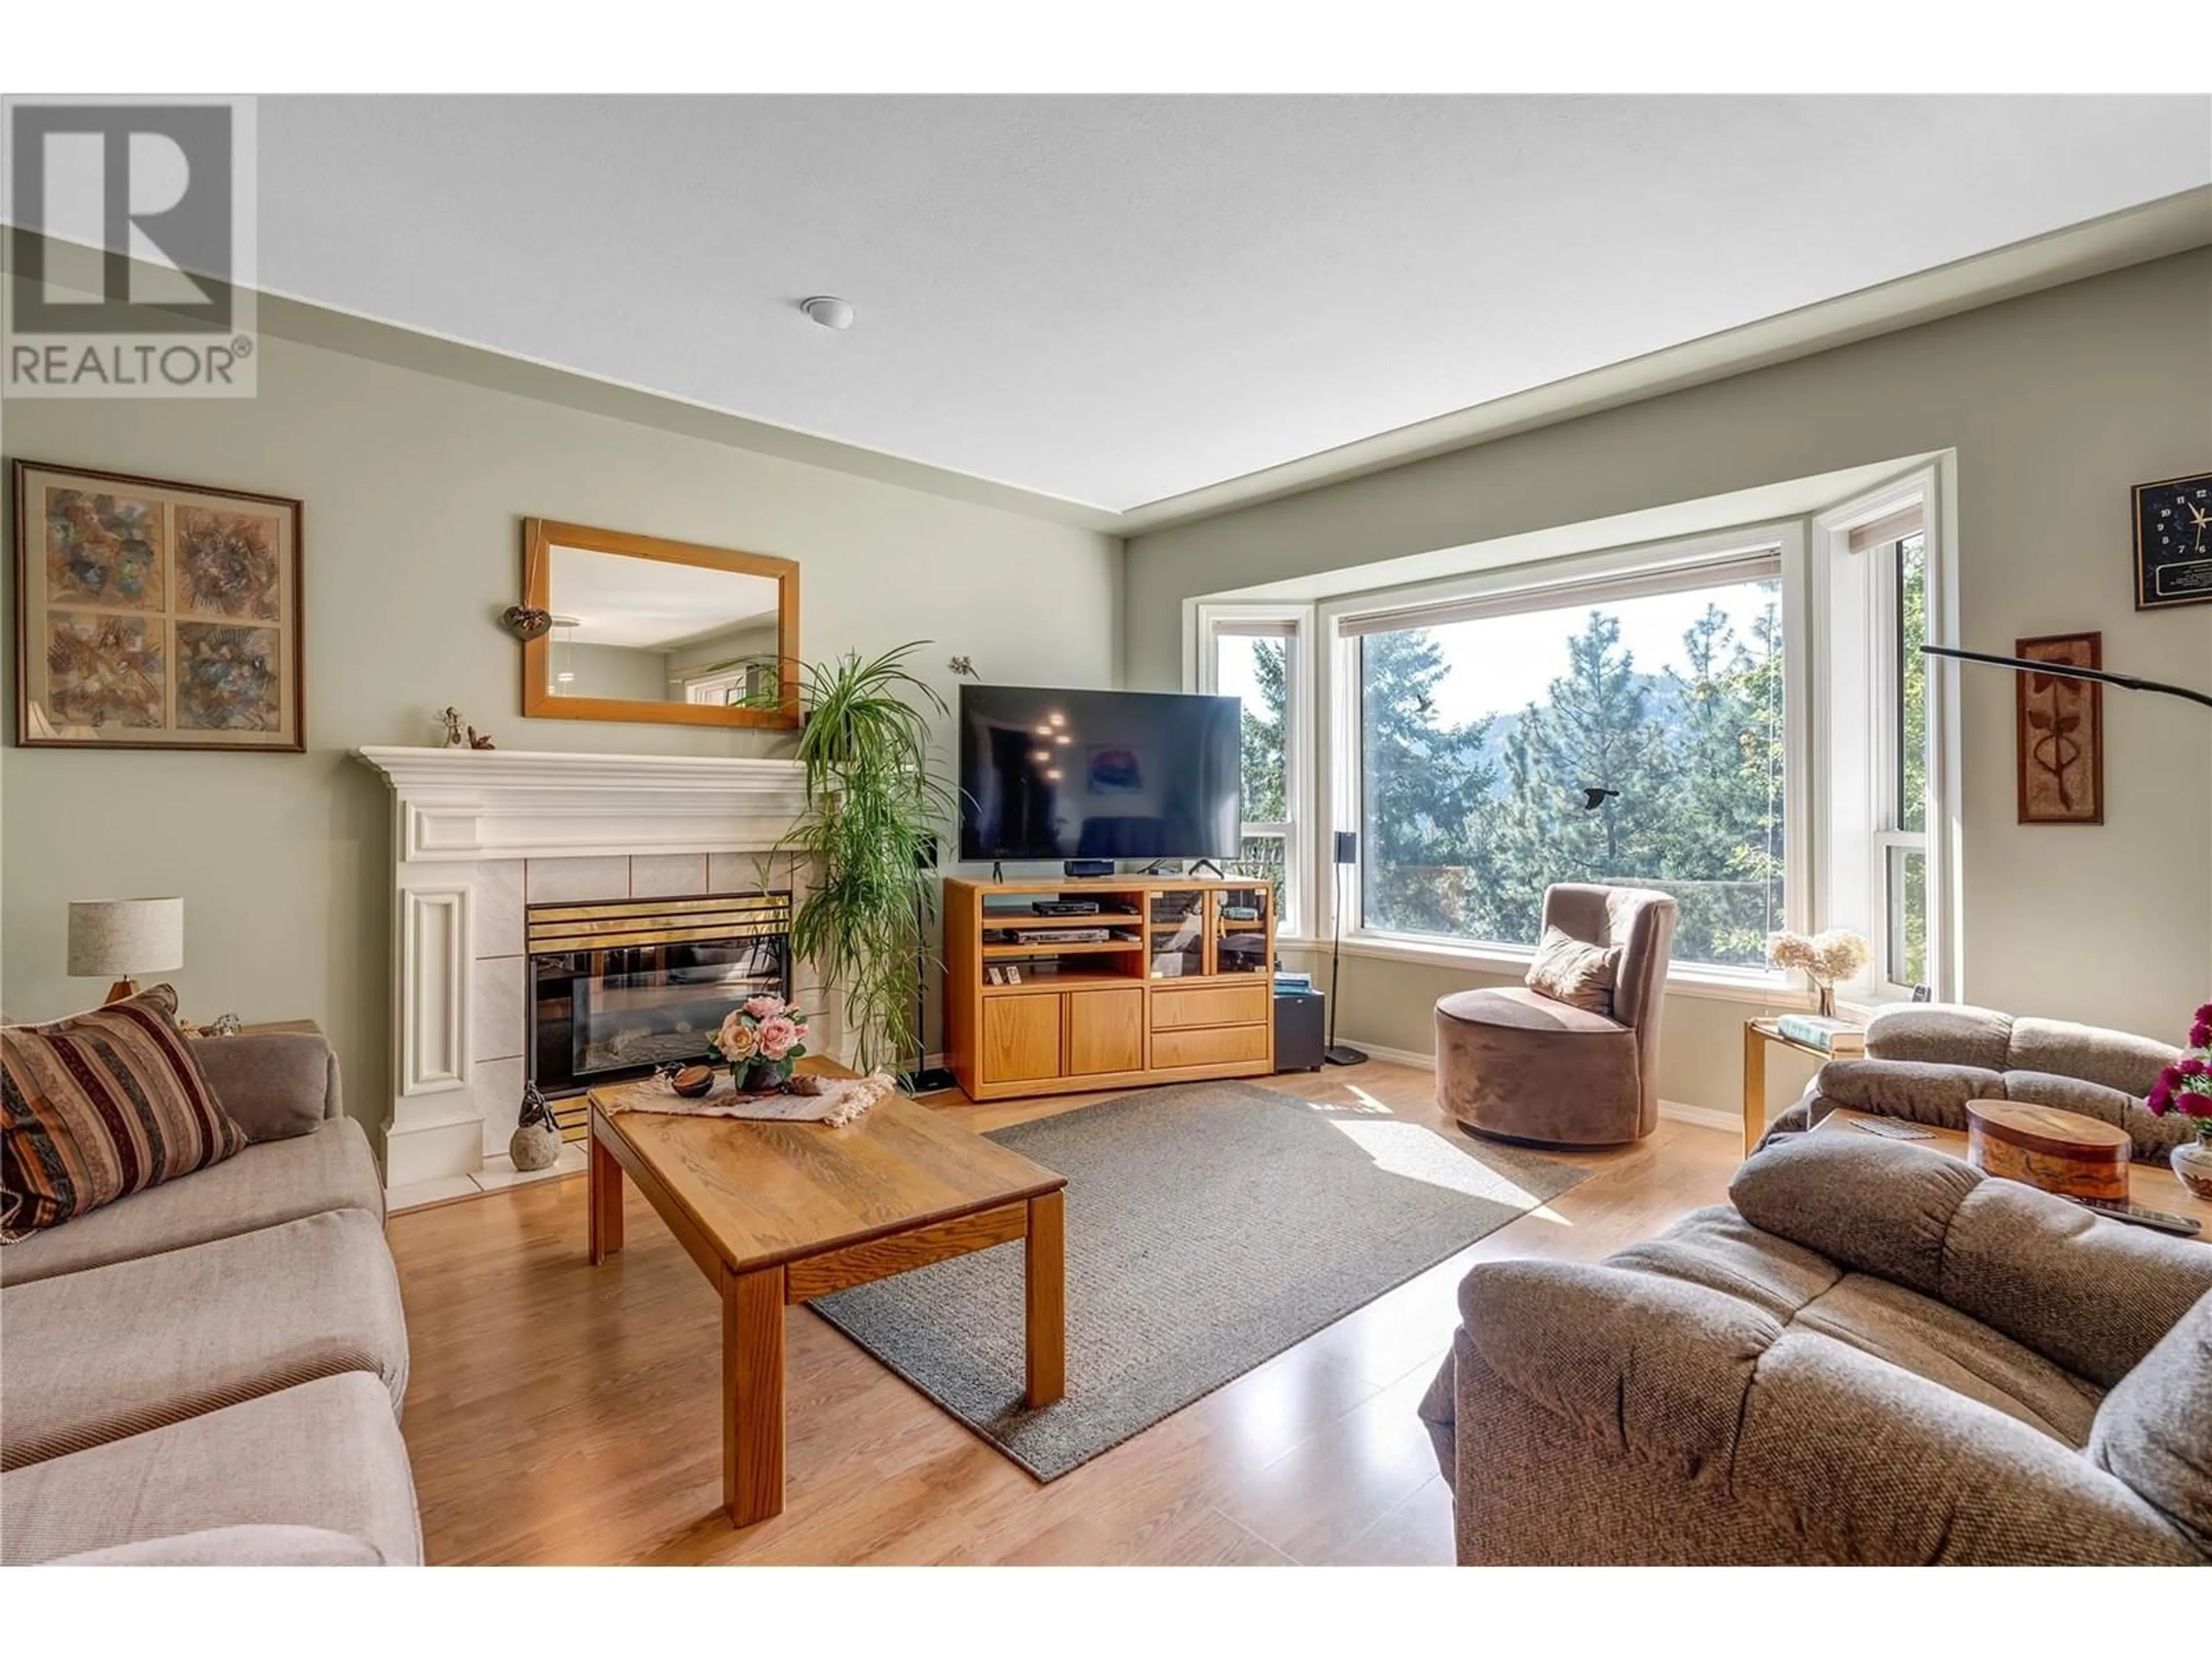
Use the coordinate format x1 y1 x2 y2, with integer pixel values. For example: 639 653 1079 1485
586 1057 1067 1526
1813 1107 2210 1233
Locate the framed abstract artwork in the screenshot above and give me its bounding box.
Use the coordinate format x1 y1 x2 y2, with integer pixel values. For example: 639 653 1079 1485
2014 631 2102 825
12 460 304 752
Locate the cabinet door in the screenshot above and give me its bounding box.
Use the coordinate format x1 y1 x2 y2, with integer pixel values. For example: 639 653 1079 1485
981 994 1063 1085
1066 987 1144 1075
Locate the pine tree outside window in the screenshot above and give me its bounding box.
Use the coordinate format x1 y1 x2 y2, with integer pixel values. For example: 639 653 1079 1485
1342 558 1788 971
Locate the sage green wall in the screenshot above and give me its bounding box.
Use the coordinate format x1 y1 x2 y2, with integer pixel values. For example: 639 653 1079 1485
1135 251 2212 1114
1 329 1122 1136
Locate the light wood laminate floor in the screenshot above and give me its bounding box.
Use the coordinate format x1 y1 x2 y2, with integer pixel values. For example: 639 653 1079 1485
386 1062 1739 1565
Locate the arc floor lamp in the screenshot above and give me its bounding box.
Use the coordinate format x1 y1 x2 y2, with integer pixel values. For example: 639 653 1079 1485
1922 645 2212 710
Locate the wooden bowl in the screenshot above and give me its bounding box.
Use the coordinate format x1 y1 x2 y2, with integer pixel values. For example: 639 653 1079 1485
670 1064 715 1099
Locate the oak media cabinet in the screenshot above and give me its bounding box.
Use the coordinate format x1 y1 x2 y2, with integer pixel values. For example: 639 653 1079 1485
942 875 1277 1101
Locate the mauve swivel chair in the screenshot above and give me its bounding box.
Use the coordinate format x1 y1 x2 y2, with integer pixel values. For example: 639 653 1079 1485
1434 883 1677 1147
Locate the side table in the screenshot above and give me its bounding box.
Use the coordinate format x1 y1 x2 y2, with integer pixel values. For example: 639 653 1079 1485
1741 1018 1848 1157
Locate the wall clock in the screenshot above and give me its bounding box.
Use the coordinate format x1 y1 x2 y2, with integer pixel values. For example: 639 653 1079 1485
2133 470 2212 611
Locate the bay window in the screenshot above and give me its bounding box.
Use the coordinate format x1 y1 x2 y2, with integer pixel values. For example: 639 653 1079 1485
1337 547 1793 972
1184 461 1955 1003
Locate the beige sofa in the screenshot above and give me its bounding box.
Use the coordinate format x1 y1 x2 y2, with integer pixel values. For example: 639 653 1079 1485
1418 1133 2212 1564
1763 1001 2194 1165
0 1032 420 1565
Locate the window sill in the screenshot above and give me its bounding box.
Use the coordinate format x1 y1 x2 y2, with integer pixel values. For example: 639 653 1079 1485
1304 930 1816 1009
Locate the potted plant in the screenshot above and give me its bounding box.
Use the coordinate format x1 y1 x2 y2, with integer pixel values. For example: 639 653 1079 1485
774 642 953 1078
2147 1002 2212 1199
712 994 813 1093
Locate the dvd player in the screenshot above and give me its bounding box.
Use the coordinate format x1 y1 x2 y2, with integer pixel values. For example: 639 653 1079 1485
1032 900 1101 916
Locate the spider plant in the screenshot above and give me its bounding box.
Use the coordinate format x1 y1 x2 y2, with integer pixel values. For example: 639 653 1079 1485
777 642 953 1076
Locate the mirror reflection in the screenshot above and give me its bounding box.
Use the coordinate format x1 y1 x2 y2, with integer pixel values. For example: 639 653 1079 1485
543 543 782 707
520 519 798 730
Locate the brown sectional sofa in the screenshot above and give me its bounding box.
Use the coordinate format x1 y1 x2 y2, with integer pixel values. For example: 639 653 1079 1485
1764 1001 2194 1165
0 1032 421 1565
1419 1133 2212 1565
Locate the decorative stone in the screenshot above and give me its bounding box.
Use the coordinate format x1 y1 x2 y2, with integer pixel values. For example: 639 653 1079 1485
510 1119 560 1171
510 1081 561 1171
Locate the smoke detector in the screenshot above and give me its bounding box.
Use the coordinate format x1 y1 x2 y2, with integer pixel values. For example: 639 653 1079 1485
800 295 854 331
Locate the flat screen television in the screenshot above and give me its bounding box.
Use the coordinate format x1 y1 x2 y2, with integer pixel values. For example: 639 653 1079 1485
957 685 1243 863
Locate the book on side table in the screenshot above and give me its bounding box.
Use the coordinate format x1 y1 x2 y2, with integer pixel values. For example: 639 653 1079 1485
1774 1013 1866 1056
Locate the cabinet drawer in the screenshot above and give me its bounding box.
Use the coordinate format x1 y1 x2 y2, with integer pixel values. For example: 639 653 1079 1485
1150 1022 1268 1070
981 994 1062 1085
1150 981 1269 1031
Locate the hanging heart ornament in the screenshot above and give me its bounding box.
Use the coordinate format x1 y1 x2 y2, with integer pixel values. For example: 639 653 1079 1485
501 604 552 641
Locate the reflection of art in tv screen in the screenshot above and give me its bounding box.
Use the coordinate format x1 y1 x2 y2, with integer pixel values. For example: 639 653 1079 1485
1086 746 1142 795
958 685 1242 862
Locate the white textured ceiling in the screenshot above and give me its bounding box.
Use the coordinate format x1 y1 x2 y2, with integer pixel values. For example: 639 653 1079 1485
547 543 778 649
259 96 2212 513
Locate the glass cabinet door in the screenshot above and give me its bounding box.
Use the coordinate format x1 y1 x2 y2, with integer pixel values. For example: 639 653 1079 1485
1214 887 1271 976
1147 888 1207 979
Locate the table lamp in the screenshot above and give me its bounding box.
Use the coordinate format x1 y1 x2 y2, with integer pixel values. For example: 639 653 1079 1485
67 898 184 1004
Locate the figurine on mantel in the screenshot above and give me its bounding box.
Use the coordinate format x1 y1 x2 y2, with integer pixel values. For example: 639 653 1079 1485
438 706 497 751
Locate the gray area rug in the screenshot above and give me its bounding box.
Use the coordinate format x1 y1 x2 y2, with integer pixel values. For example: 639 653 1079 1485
811 1080 1586 1480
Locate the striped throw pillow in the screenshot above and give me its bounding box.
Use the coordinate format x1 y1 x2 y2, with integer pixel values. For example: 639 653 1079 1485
1 985 245 1238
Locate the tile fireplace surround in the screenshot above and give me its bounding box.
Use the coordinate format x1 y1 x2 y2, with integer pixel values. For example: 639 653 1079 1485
356 747 814 1196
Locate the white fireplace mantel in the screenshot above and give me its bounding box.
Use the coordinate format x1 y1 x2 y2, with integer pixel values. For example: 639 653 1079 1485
356 745 811 863
354 745 816 1196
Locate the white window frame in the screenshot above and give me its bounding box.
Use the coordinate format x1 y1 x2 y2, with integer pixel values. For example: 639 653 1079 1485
680 659 777 707
1189 601 1316 940
1315 522 1812 999
1812 463 1960 1006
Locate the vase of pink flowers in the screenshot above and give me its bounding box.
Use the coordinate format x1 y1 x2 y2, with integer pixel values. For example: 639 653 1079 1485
713 994 812 1094
2148 1002 2212 1200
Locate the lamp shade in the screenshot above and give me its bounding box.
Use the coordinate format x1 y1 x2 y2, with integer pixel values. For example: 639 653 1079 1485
67 898 185 978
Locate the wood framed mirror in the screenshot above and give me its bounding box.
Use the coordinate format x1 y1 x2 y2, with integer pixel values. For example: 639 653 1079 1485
519 519 800 730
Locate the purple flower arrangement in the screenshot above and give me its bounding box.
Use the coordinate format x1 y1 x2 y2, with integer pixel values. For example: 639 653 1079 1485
2146 1002 2212 1126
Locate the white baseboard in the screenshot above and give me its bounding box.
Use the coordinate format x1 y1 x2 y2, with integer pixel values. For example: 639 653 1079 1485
1338 1034 1736 1134
1654 1101 1738 1133
1338 1039 1435 1070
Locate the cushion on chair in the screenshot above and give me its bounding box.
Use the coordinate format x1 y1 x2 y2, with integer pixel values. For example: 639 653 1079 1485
1 1207 408 1469
0 1373 421 1566
1437 984 1623 1036
1935 1179 2212 1388
2087 1291 2212 1555
1786 1271 2102 1446
1734 1134 2212 1387
1732 1132 1981 1297
1524 926 1621 1016
1865 1002 2015 1070
0 1116 382 1286
1 986 245 1237
1600 1205 1843 1323
2006 1017 2176 1100
187 1032 339 1142
1811 1059 2003 1128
